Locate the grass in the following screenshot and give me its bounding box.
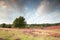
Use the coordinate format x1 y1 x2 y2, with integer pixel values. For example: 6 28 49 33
0 28 60 40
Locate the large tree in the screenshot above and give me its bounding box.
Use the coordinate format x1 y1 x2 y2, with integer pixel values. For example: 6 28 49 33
13 16 26 28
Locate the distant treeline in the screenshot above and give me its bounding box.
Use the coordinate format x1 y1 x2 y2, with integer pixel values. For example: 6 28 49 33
0 23 60 28
0 23 12 28
28 23 60 28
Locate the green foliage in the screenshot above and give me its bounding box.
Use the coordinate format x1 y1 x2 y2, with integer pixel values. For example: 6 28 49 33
13 16 26 28
1 23 7 28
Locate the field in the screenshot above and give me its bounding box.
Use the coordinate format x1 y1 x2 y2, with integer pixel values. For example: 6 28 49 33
0 26 60 40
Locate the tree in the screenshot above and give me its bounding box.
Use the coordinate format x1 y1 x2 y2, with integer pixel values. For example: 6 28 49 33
1 23 7 28
13 16 26 28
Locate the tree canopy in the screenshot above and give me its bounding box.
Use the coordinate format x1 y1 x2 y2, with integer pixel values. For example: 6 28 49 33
13 16 26 28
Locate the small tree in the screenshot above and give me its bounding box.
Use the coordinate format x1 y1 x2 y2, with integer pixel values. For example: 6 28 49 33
13 16 26 28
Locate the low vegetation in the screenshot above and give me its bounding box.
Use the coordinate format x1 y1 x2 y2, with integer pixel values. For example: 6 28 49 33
0 28 60 40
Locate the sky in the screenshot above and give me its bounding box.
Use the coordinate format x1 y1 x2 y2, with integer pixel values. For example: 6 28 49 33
0 0 60 24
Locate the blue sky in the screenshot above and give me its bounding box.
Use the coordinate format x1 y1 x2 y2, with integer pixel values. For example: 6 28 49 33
0 0 60 24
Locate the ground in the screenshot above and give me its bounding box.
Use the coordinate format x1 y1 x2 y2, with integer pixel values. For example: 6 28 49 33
0 26 60 40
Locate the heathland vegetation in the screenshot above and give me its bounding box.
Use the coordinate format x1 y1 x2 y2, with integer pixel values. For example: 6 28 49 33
0 16 60 40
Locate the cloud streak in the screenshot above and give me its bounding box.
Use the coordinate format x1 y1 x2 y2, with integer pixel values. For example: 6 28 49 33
36 0 60 16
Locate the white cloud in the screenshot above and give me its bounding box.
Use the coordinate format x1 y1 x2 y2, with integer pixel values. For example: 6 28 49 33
35 0 50 16
0 1 14 24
